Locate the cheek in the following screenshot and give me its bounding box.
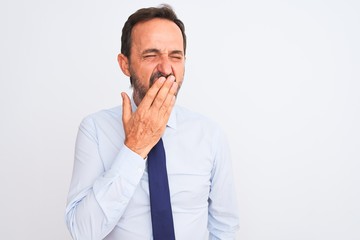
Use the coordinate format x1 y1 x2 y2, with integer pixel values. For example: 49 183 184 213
141 63 159 79
131 64 152 82
173 64 185 82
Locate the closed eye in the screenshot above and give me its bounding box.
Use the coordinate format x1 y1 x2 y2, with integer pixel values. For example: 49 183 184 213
170 54 183 61
170 50 184 61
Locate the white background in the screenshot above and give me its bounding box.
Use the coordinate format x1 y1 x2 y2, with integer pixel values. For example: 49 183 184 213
1 0 359 239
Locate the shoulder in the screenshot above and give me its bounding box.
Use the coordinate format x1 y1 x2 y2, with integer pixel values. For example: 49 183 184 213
174 104 224 134
79 105 122 128
174 105 230 158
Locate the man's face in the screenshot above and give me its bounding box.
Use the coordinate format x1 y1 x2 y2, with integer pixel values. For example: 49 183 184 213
127 18 185 105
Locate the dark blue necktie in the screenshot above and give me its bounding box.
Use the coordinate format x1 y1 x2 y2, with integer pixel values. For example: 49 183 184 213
147 138 175 240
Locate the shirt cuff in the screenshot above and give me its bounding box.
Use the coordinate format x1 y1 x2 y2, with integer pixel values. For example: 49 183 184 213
107 144 146 181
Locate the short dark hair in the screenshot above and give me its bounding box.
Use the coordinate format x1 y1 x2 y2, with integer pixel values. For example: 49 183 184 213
121 4 187 59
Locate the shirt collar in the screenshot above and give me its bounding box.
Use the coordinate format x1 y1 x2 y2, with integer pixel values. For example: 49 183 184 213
130 97 177 130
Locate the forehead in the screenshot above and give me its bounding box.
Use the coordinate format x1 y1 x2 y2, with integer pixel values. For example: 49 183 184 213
131 18 184 53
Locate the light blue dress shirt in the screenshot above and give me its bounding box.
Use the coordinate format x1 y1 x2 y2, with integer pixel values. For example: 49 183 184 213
65 102 239 240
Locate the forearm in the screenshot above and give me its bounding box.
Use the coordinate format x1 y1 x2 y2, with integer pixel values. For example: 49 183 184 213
66 168 140 240
65 148 145 240
65 116 146 239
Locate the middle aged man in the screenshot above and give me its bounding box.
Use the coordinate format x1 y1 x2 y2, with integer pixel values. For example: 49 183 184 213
66 4 240 240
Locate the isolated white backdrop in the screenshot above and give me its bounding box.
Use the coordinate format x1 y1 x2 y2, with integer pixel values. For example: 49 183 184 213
1 0 359 239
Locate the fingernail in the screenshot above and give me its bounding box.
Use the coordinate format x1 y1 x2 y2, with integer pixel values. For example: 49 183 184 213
168 75 175 82
158 77 166 83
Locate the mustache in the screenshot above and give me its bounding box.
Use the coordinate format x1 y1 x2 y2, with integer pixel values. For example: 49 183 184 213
150 72 175 86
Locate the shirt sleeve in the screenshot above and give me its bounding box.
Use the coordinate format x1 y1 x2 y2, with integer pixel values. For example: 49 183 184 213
208 127 240 239
65 116 146 240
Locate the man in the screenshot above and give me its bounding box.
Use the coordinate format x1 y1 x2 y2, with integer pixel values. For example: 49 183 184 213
65 4 239 240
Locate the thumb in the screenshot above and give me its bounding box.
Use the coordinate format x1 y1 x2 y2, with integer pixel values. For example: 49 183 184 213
121 92 132 124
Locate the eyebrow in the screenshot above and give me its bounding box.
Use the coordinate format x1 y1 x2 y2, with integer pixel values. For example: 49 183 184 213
142 48 184 56
170 50 184 56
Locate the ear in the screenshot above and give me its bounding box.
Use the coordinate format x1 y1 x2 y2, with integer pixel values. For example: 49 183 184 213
117 53 131 77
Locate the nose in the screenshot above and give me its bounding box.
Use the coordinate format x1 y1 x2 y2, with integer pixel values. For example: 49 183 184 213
157 56 173 76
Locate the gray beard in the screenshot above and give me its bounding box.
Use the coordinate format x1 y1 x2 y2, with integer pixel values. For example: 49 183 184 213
130 72 176 106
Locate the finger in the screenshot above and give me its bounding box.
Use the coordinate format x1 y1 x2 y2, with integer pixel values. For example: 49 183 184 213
155 95 176 130
138 76 166 109
151 75 176 109
159 81 177 117
121 92 132 124
168 77 178 96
